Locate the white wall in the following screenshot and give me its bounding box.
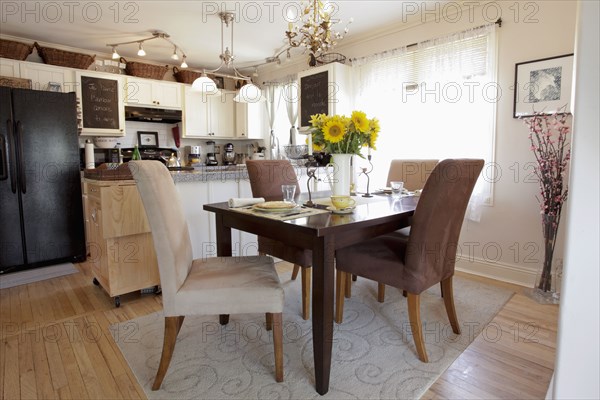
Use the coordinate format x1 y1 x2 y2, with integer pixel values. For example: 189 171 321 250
260 1 578 285
552 1 600 398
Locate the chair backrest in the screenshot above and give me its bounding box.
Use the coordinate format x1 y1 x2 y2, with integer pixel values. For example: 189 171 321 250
128 160 193 314
386 159 439 191
246 160 301 200
405 159 484 290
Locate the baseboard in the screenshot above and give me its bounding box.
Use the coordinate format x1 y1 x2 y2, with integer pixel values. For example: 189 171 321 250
0 263 79 290
456 257 538 287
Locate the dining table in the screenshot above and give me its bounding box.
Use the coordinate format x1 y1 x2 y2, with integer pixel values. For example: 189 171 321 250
203 192 418 395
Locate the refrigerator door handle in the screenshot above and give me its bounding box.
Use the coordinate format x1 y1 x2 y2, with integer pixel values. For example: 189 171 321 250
16 120 26 194
0 133 6 181
6 119 17 192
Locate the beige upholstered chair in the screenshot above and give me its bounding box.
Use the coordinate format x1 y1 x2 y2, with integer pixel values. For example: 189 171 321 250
335 159 484 362
128 160 284 389
246 159 312 320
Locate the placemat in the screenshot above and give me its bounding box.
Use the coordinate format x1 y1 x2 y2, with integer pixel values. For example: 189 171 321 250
229 205 330 221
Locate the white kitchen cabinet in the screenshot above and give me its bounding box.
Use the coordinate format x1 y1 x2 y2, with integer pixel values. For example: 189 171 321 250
125 76 182 109
19 62 76 92
76 70 126 136
182 86 235 138
235 100 265 139
0 58 20 78
175 181 212 259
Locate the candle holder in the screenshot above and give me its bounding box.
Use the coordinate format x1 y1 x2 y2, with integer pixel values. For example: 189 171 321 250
304 155 319 207
360 155 374 198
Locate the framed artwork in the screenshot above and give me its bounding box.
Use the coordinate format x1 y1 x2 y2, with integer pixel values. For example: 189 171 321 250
137 131 158 148
513 53 574 118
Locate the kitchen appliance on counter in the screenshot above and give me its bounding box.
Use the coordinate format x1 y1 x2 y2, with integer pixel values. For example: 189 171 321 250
79 147 121 169
206 140 218 166
186 145 202 167
1 87 86 274
223 143 235 165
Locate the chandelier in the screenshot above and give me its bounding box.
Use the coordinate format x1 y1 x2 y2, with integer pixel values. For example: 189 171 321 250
285 0 352 65
192 12 261 102
107 31 188 69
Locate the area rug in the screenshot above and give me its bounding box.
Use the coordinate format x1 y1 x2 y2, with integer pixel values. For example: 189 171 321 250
0 263 79 289
112 273 512 399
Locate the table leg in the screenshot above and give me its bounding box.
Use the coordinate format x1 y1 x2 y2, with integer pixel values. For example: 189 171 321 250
215 214 232 257
311 235 335 395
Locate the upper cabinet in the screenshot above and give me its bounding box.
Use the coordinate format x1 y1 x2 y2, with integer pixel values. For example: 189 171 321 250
0 58 20 78
182 87 235 138
236 101 265 139
19 62 76 92
297 62 353 129
75 71 126 136
124 77 182 109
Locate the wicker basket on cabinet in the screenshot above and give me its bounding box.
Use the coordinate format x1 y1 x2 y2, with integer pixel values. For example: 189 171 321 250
172 66 202 84
0 39 34 60
34 42 95 69
121 57 168 80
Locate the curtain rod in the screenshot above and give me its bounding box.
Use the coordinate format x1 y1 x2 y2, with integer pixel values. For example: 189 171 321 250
350 18 501 65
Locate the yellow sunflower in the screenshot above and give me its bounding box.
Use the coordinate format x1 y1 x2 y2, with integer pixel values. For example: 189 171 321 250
351 111 370 133
323 116 347 143
370 118 381 135
369 130 378 150
309 113 327 128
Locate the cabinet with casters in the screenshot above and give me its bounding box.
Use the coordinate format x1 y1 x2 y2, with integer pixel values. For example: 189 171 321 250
84 179 160 307
125 76 182 109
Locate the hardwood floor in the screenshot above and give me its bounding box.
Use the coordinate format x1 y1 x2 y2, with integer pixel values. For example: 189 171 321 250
0 262 558 399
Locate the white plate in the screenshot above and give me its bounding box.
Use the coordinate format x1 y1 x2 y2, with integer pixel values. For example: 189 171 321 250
253 203 300 213
327 206 355 215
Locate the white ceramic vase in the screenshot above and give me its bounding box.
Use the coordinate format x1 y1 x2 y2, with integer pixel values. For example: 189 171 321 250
326 154 354 196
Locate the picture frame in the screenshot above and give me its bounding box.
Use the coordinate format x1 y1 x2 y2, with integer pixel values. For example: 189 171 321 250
513 53 574 118
214 76 224 89
137 131 158 148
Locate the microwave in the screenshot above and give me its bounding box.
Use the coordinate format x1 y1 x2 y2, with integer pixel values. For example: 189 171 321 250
79 148 121 169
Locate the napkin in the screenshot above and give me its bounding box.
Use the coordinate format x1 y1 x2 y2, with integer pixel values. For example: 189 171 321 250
228 197 265 208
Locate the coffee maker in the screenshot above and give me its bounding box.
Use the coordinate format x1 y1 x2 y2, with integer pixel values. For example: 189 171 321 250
205 141 218 166
223 143 235 165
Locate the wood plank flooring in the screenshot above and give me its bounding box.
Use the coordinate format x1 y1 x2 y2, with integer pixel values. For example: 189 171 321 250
0 262 558 399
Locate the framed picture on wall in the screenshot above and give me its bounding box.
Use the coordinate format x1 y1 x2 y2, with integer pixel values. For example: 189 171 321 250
138 131 158 148
513 53 574 118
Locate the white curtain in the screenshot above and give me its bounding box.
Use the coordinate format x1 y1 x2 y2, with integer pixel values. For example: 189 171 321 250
263 84 280 159
284 82 299 145
353 24 498 221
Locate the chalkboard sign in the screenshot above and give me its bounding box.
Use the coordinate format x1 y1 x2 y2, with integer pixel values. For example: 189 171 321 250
81 75 119 130
300 70 329 127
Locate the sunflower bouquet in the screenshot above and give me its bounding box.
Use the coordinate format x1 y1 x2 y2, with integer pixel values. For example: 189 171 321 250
309 111 380 156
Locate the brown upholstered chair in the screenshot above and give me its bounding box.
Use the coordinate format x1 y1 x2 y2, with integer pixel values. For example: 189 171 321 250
246 159 312 320
334 159 484 362
129 160 284 389
386 159 439 190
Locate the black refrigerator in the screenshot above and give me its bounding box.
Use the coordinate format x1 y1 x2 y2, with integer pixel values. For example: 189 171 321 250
0 87 86 275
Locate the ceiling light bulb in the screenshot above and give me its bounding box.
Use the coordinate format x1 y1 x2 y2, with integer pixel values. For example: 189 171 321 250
192 74 219 94
180 56 188 69
234 82 262 103
111 46 120 59
137 43 146 56
171 47 179 60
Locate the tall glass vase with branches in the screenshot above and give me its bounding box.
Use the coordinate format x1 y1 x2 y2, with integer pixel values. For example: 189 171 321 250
522 109 571 302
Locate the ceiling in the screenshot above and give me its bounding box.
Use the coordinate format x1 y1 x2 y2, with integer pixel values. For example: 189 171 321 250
1 1 434 71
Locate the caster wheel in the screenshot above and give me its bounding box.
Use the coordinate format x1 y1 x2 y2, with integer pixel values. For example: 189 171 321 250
92 277 100 286
154 285 161 294
114 296 121 307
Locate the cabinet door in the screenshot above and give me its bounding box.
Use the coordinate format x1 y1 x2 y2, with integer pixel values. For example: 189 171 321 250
125 77 154 106
154 81 182 108
209 92 235 137
236 101 265 139
238 180 258 256
182 86 210 137
0 58 20 78
208 181 244 254
175 181 211 258
20 62 76 92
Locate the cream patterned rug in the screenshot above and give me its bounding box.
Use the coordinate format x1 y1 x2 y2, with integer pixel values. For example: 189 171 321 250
112 273 512 399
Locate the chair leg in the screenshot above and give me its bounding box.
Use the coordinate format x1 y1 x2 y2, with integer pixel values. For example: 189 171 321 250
301 267 311 320
265 313 273 331
440 282 444 298
344 272 352 298
402 290 407 298
291 264 300 280
377 283 386 303
335 270 346 324
441 277 460 334
219 315 229 325
272 313 284 382
407 293 429 363
152 316 184 390
352 274 357 281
